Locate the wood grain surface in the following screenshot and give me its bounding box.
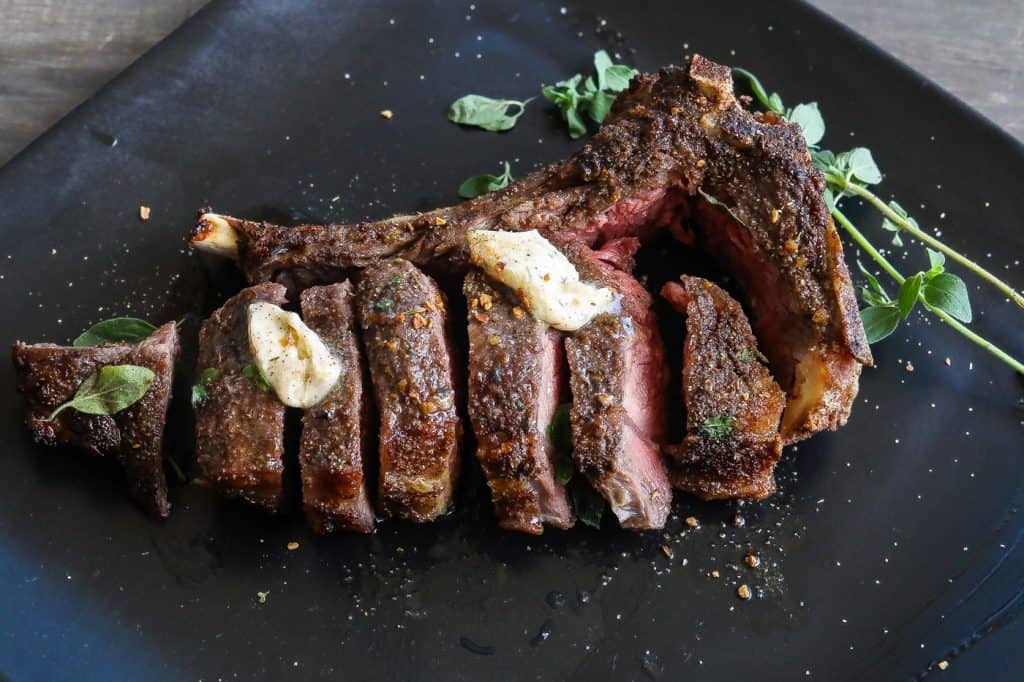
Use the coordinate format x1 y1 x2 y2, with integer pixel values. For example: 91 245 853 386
0 0 1021 166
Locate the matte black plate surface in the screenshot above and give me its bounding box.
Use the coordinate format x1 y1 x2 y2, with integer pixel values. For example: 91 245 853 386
1 1 1022 680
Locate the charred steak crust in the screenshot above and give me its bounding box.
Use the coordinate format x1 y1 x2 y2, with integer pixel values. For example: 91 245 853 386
11 322 180 517
662 277 786 500
464 271 574 534
194 53 869 444
298 283 376 533
562 240 672 531
194 283 288 512
356 259 461 522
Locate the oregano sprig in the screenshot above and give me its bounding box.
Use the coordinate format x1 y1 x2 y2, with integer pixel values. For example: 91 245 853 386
733 66 1023 374
458 161 515 199
542 50 638 139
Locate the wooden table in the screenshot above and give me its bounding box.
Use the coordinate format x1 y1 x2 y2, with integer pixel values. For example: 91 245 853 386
1 0 1021 166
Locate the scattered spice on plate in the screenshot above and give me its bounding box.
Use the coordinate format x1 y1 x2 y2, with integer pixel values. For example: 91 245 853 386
660 544 674 559
139 205 151 220
945 357 952 366
937 661 949 671
685 516 699 528
286 541 299 550
745 553 760 568
380 109 394 119
710 570 720 579
737 584 752 600
256 590 269 604
905 362 914 372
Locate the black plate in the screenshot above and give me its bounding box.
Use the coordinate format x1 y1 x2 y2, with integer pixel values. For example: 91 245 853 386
1 1 1022 679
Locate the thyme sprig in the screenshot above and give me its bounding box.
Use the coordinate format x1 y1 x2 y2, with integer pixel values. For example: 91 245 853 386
734 68 1024 374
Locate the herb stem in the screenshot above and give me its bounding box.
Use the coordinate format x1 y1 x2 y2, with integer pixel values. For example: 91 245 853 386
839 180 1024 309
832 207 1024 374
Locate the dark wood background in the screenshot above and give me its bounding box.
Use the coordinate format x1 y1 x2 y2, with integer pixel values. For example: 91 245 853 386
0 0 1021 166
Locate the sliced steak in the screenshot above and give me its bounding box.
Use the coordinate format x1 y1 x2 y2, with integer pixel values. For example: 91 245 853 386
661 277 786 500
12 322 180 517
298 283 376 533
356 259 461 522
194 283 287 511
562 239 672 530
193 53 870 445
464 270 573 534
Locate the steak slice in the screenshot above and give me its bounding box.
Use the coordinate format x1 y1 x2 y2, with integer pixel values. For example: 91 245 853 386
661 277 785 500
563 239 672 530
298 283 376 533
464 271 574 534
192 53 870 445
356 259 461 522
195 283 287 511
12 322 180 517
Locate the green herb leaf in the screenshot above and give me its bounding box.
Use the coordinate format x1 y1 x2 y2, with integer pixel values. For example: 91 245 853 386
48 364 154 420
738 348 754 363
925 248 945 277
857 260 890 302
586 89 617 124
896 273 923 319
387 275 404 288
73 317 157 347
700 415 735 438
881 200 918 247
697 188 747 227
787 102 825 147
373 298 393 313
569 479 606 529
847 147 882 185
243 363 271 392
448 94 531 132
546 403 573 452
922 273 973 323
457 161 515 199
554 456 575 486
191 367 219 409
731 67 785 114
860 304 901 343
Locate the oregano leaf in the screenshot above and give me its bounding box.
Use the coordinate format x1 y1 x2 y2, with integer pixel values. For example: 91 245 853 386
448 95 531 132
73 317 157 347
48 364 154 420
922 273 973 323
788 102 825 146
860 305 900 344
896 273 923 319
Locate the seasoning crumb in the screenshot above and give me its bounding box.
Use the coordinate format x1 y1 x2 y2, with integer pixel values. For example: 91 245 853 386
745 553 760 568
139 205 151 220
286 541 299 551
945 357 952 366
256 590 269 604
905 362 914 372
710 570 720 579
737 584 752 600
937 660 949 671
660 544 674 559
685 516 699 528
512 306 525 319
696 158 706 168
487 334 500 346
770 208 781 224
380 109 394 119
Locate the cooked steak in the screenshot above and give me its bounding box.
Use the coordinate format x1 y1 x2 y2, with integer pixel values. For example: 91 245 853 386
356 259 461 522
12 322 180 517
298 283 376 533
661 277 786 500
464 270 574 534
194 283 288 511
563 239 672 530
192 53 869 445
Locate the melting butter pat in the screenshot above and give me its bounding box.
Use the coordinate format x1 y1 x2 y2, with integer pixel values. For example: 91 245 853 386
467 229 616 331
247 302 340 408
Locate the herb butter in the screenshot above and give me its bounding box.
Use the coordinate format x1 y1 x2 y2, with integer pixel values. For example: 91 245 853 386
247 302 340 408
467 229 616 331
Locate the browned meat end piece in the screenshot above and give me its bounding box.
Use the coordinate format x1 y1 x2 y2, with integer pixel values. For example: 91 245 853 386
195 283 287 511
357 259 461 522
193 54 870 446
661 277 786 500
11 322 180 517
563 239 672 530
464 271 574 534
298 283 376 533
